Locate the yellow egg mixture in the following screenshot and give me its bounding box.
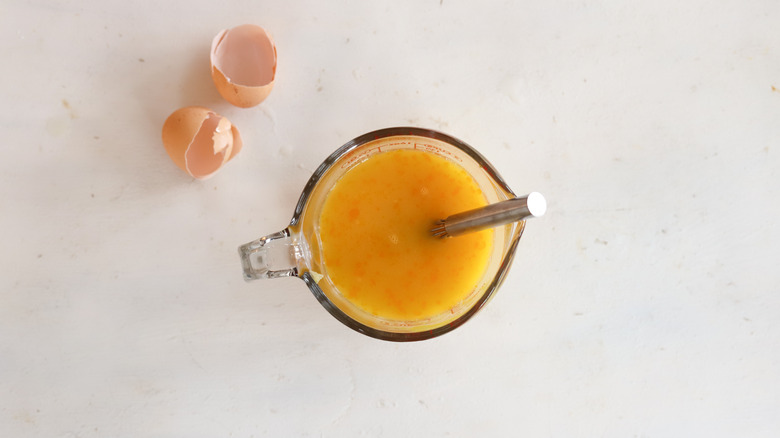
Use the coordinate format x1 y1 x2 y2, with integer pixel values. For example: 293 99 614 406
318 148 493 321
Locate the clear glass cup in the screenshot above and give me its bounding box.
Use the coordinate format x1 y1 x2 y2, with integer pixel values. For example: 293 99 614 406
238 127 526 341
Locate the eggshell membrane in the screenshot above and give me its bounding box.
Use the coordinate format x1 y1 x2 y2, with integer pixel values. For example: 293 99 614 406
161 106 241 179
211 24 277 108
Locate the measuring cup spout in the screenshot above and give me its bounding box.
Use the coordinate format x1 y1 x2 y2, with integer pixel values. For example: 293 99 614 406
239 228 300 280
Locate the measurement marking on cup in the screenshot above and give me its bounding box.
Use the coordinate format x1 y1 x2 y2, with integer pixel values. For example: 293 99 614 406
340 145 385 168
413 142 462 162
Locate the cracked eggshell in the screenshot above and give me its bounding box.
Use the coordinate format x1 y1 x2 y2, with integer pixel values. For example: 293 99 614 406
211 24 277 108
161 106 242 179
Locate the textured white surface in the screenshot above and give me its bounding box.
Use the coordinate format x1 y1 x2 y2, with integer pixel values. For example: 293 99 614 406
2 1 779 436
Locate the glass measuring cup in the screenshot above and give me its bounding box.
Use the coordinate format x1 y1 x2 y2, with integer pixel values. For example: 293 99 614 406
238 127 527 341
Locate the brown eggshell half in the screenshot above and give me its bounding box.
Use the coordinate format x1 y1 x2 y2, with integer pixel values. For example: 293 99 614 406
161 106 241 179
210 24 277 108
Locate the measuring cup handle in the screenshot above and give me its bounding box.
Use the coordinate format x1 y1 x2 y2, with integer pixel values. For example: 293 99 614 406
238 228 300 281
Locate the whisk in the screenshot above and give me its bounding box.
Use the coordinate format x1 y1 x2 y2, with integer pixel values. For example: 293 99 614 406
431 192 546 238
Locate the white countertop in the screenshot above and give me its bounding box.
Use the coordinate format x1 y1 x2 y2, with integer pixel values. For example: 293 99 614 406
2 1 779 436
